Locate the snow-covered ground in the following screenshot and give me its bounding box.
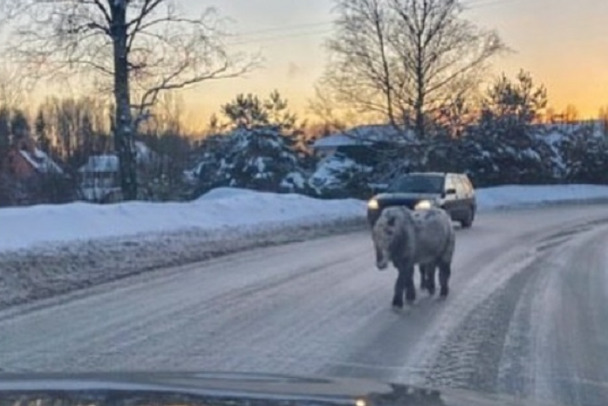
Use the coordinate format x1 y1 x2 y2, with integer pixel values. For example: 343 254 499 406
477 184 608 211
3 204 608 406
2 184 608 311
0 187 364 253
3 185 608 253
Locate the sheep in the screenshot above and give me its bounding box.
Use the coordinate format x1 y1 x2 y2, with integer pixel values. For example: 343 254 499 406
372 206 455 308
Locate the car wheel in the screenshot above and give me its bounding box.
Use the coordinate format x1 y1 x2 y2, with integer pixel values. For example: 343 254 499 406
460 207 474 228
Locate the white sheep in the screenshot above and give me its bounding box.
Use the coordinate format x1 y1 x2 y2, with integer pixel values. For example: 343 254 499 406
372 206 455 308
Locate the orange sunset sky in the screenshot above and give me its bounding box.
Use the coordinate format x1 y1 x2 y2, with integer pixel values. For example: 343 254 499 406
172 0 608 129
15 0 606 130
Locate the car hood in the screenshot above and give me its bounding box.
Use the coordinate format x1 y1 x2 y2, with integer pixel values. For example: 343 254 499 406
373 192 441 202
0 371 558 406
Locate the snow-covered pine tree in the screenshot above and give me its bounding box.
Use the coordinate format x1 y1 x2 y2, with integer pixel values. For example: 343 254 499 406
219 125 306 192
559 125 608 184
464 70 556 186
192 91 310 196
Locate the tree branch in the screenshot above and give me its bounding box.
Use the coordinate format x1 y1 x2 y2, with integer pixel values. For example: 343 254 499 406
91 0 112 26
126 0 164 53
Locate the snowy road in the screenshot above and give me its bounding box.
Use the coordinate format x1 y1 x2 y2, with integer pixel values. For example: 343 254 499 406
2 205 608 406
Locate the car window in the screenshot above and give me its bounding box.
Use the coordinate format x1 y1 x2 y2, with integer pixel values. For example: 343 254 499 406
454 176 467 195
460 176 474 194
444 175 456 192
387 175 444 194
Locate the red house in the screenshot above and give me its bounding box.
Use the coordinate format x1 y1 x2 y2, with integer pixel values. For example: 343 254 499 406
5 137 63 180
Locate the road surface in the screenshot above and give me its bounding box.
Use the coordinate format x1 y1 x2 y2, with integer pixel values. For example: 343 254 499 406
2 205 608 406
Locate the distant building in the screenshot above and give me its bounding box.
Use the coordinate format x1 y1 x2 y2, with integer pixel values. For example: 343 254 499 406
78 154 122 202
5 137 63 180
312 124 414 157
77 141 157 203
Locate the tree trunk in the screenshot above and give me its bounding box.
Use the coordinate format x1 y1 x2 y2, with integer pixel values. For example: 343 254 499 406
110 2 137 200
415 42 425 140
372 2 395 128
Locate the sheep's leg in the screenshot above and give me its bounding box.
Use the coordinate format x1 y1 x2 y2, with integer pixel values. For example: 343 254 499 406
423 264 436 296
419 264 436 296
418 265 428 291
439 261 451 298
392 269 405 309
403 263 416 304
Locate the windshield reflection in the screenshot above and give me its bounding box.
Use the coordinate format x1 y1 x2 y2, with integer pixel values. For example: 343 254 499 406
387 175 444 194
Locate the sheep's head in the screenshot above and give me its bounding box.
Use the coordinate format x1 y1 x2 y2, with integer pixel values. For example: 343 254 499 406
372 207 405 270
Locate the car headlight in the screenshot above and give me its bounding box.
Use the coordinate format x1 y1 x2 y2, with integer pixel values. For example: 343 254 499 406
367 199 379 210
414 200 432 210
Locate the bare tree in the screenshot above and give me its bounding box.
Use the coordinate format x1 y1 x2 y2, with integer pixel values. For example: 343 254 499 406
0 63 26 108
436 93 477 138
322 0 505 138
307 85 349 133
4 1 258 200
598 106 608 136
139 91 186 137
562 104 579 123
323 0 399 125
39 96 112 162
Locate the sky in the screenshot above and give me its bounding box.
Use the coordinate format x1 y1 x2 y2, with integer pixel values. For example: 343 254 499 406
175 0 608 127
177 0 335 128
14 0 606 129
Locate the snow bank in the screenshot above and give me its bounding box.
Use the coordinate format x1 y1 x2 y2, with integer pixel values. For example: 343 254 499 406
477 184 608 211
3 185 608 254
0 188 365 253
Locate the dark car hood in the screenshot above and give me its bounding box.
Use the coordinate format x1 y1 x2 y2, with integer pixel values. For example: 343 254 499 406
374 192 441 202
0 371 558 406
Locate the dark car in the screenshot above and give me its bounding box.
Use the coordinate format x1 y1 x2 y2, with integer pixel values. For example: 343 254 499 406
367 172 476 228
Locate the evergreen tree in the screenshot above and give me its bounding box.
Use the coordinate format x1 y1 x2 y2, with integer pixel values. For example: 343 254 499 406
34 109 51 154
11 109 30 142
193 91 310 196
467 70 553 185
222 93 268 130
480 70 548 133
0 107 11 164
194 125 308 195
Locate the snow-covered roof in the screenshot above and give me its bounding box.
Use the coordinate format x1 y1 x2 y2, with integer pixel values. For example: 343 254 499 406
134 140 156 163
78 141 156 173
78 155 120 173
19 148 63 174
313 124 415 149
313 134 371 148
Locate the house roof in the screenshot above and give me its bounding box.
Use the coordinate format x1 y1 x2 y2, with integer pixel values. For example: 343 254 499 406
78 155 120 173
313 133 372 148
313 124 415 149
134 140 156 163
19 148 64 174
78 141 157 173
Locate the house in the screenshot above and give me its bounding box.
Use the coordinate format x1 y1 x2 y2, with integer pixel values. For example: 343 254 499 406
0 136 65 205
5 136 63 180
312 124 415 157
78 154 122 202
77 141 158 202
